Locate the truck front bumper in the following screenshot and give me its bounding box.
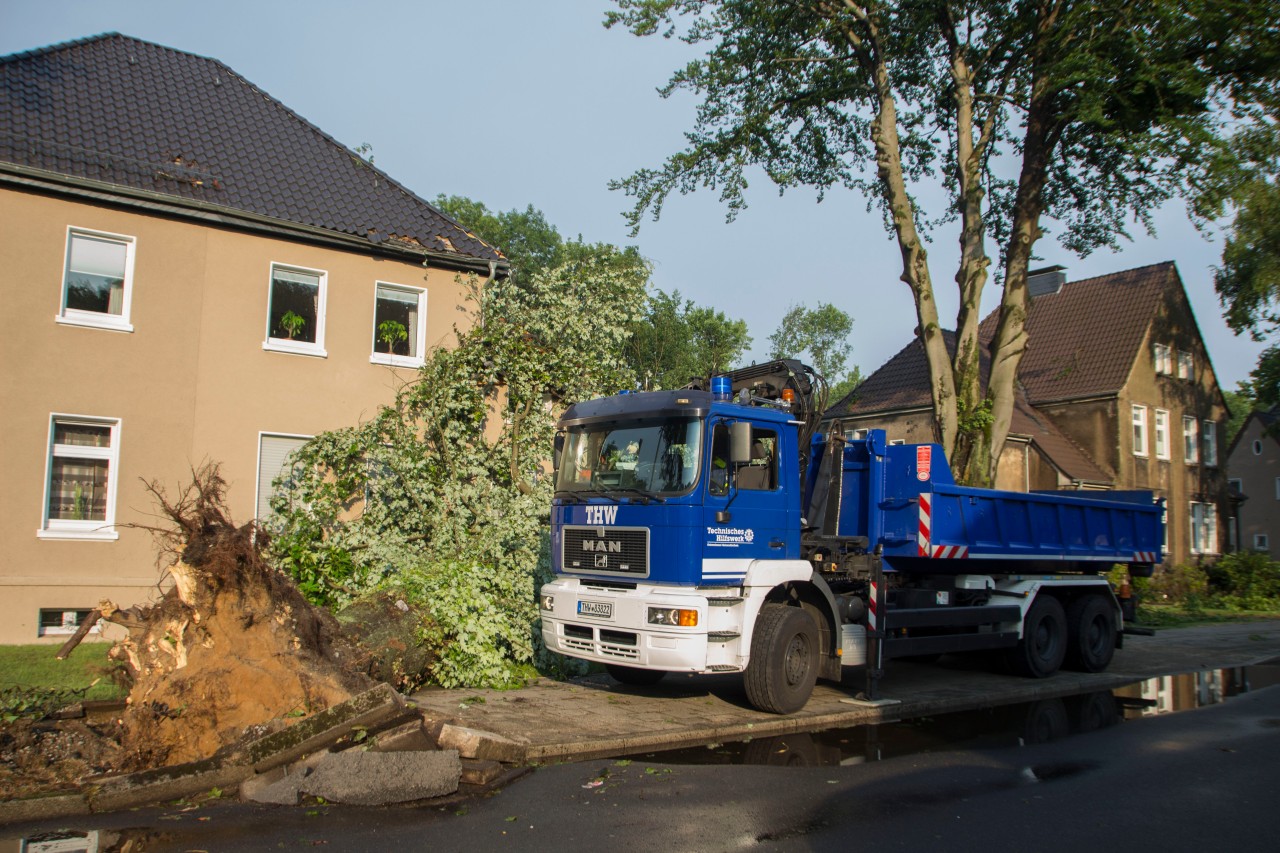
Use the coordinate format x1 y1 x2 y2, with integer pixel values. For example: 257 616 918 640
540 577 740 673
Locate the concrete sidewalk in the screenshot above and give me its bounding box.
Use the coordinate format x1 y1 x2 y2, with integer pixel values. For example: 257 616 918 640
408 620 1280 763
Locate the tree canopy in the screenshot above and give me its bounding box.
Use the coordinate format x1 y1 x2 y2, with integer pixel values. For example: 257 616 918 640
606 0 1280 484
627 288 753 389
767 302 861 397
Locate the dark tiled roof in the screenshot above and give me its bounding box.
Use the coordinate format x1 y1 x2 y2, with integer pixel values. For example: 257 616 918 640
827 331 1113 484
0 33 501 262
979 262 1175 403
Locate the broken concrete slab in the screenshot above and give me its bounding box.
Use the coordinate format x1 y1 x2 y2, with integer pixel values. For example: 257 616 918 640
0 792 90 824
242 683 416 772
436 723 525 763
240 766 311 806
460 759 504 786
297 750 461 805
370 718 435 753
86 756 253 813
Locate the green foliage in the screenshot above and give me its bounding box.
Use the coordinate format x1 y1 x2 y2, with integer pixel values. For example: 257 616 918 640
1148 563 1210 608
279 310 306 340
0 644 124 705
767 303 857 389
626 288 752 389
1208 551 1280 610
377 320 408 351
267 237 644 687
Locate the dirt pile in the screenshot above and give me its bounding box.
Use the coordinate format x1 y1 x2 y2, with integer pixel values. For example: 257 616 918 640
99 465 372 770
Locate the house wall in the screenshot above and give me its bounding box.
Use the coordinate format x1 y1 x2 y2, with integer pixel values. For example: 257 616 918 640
1228 417 1280 555
0 186 475 643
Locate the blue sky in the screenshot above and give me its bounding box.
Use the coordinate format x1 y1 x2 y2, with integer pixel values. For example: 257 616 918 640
1 0 1263 388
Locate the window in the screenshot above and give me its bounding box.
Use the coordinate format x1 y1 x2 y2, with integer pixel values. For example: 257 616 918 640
38 608 101 637
371 282 427 367
40 415 120 540
1132 405 1148 457
1275 477 1280 500
1189 501 1218 555
1162 507 1169 555
1256 534 1271 551
1202 420 1218 467
1256 439 1265 456
1177 350 1194 380
1153 343 1172 375
264 264 327 356
59 228 135 331
1154 409 1170 460
888 439 906 446
256 433 313 521
1183 416 1199 464
846 428 869 440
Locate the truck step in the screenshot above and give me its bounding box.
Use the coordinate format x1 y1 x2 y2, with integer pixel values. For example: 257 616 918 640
706 665 739 672
706 597 745 606
707 631 741 642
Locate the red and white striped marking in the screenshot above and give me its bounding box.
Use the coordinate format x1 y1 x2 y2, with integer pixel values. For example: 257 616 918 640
1132 551 1157 563
918 494 968 558
868 580 879 631
917 493 932 557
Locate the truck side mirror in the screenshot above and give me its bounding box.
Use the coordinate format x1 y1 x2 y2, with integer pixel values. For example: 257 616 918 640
729 421 753 464
552 433 565 473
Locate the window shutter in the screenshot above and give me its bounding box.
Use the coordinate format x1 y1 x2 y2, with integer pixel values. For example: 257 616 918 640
257 435 310 520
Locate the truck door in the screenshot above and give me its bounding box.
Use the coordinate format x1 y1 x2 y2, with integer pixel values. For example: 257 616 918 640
702 421 794 571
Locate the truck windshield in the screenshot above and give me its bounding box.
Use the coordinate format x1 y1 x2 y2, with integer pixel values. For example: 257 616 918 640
556 418 702 497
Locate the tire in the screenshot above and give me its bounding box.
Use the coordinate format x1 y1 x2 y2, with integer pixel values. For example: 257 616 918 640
1064 594 1117 673
743 733 821 767
1020 698 1070 744
606 664 666 687
1006 594 1067 678
1069 691 1120 734
744 604 819 714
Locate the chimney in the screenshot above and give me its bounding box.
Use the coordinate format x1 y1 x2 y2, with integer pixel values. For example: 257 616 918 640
1028 265 1066 298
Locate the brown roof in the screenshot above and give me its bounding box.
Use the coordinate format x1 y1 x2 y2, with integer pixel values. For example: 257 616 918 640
983 262 1176 403
0 33 502 264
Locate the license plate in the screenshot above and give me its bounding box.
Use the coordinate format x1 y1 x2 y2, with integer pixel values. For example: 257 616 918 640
577 600 613 619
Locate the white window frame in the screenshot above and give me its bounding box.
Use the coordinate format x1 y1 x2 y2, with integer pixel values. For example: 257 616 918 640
38 414 121 541
1153 343 1172 375
37 608 103 637
1177 350 1194 380
1189 501 1218 556
1202 420 1218 467
1183 415 1199 464
263 263 328 357
58 226 136 332
1132 405 1148 457
1154 409 1170 460
369 281 428 368
1256 533 1271 551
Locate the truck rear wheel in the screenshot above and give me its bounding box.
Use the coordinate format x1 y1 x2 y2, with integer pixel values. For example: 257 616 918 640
1006 594 1067 678
606 664 666 687
1064 594 1117 672
744 604 818 714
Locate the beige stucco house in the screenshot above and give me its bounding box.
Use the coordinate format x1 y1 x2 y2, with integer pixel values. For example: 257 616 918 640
0 34 506 643
825 263 1231 566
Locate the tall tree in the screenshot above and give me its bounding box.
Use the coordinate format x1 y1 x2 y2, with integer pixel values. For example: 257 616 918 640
606 0 1277 485
626 288 752 388
767 302 857 384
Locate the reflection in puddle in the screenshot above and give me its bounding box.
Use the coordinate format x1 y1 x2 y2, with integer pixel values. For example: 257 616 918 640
3 829 171 852
625 661 1280 768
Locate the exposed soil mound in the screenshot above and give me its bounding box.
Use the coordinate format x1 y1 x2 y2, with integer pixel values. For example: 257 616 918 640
101 465 372 769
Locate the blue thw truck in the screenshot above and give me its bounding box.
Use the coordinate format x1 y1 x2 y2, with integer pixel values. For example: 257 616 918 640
540 361 1163 713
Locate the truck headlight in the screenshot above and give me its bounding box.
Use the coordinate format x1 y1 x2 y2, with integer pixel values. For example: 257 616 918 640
539 593 555 611
647 607 698 627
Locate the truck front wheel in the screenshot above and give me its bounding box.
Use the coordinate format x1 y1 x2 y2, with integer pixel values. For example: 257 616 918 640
1006 594 1067 678
745 604 818 714
1064 594 1117 672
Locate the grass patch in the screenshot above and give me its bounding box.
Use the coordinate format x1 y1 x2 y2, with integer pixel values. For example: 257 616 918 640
1134 604 1280 629
0 643 124 702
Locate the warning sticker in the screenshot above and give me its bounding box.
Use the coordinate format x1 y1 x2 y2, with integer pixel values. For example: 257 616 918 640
916 445 932 482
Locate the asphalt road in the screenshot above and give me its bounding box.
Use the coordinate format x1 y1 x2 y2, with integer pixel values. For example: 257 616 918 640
6 673 1278 852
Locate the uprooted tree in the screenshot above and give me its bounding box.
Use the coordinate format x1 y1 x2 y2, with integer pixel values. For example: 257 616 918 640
606 0 1280 485
267 249 648 689
98 465 370 769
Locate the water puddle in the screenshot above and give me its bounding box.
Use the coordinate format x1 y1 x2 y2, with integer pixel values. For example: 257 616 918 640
619 660 1280 767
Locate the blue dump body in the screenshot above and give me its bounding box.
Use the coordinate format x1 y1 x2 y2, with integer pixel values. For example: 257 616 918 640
807 430 1164 574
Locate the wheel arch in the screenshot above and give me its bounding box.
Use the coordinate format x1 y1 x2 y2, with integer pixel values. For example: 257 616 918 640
759 574 843 682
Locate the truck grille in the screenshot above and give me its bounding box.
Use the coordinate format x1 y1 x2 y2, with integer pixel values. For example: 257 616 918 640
561 526 649 576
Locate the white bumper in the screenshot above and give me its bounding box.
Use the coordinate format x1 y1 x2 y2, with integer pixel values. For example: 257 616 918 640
540 577 746 672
